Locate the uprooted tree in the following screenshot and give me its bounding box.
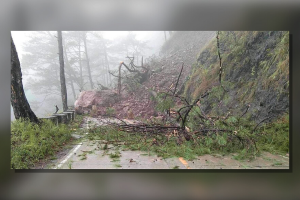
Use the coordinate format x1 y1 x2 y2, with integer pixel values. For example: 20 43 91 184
109 56 150 96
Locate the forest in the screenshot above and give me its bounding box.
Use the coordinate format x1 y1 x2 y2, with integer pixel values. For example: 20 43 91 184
11 31 289 169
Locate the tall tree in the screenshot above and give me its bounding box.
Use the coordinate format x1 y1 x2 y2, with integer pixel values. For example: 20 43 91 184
62 36 76 100
103 44 112 85
11 36 39 123
57 31 68 111
82 32 94 89
78 35 84 90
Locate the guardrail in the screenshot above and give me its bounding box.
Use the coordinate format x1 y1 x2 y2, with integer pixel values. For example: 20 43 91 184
39 109 76 125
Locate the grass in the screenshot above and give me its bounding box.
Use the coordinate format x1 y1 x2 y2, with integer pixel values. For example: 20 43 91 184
78 153 87 160
111 158 120 162
11 119 72 169
114 164 122 168
272 162 283 166
68 161 73 169
50 156 57 160
255 113 289 155
101 143 108 150
11 114 85 169
109 151 121 159
240 164 250 169
78 150 94 160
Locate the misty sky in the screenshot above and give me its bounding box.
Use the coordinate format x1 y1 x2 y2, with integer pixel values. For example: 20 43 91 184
11 31 163 60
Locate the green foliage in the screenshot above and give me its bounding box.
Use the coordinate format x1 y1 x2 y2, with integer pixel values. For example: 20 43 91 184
180 103 288 160
256 114 289 155
227 116 237 123
208 86 224 102
251 66 256 76
186 106 202 131
114 164 122 168
124 74 142 93
68 161 73 169
232 149 250 161
109 151 121 159
216 134 227 146
155 93 175 112
11 118 72 169
106 107 115 117
71 114 85 129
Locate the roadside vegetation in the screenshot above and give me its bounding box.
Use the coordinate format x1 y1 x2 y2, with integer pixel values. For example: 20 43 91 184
11 115 84 169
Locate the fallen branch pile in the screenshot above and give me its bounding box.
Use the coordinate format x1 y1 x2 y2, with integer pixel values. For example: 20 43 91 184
97 115 257 151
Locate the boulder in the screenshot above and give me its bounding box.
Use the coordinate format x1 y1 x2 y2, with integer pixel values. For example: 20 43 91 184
74 90 118 114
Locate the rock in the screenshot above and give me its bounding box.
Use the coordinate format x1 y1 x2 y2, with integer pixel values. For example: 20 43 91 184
76 106 84 115
74 90 118 114
127 110 134 119
92 105 97 111
123 106 129 113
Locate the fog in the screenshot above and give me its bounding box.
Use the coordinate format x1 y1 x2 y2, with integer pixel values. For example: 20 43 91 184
11 31 167 119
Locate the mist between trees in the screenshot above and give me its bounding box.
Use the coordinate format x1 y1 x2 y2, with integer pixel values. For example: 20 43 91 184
12 31 168 118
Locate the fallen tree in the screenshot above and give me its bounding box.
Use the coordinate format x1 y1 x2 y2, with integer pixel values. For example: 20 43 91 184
109 56 150 96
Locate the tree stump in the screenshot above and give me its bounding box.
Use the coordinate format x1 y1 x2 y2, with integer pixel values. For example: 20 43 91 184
53 113 68 124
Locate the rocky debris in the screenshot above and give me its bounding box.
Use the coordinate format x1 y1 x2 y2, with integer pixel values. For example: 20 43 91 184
74 90 118 114
106 33 215 120
74 32 216 120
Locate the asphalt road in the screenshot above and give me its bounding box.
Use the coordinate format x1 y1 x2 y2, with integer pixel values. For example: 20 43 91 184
50 116 289 170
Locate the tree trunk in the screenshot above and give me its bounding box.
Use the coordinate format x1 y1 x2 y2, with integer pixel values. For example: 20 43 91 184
164 31 167 42
83 33 94 89
69 79 76 101
57 31 68 111
62 36 76 101
168 31 173 36
11 36 39 123
78 37 83 90
118 62 122 96
104 46 111 85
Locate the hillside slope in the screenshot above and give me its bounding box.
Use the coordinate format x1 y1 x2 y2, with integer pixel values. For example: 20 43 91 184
184 31 289 123
108 31 215 118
